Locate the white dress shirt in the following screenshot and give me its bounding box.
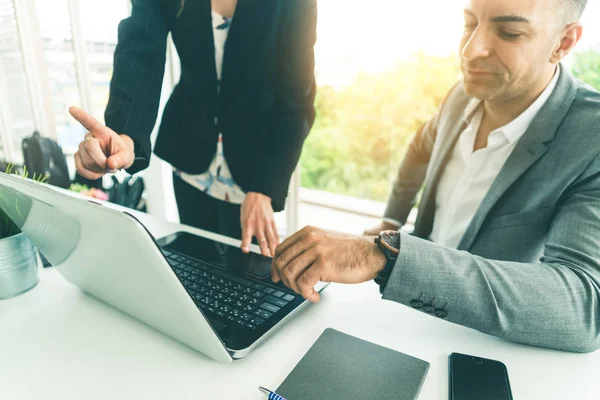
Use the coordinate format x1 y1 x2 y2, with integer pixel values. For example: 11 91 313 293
430 66 560 248
175 10 246 204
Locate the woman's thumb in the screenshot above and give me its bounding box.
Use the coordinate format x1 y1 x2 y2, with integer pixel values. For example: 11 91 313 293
107 148 133 171
106 156 122 171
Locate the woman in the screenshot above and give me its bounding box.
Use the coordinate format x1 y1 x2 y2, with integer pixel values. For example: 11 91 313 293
70 0 317 257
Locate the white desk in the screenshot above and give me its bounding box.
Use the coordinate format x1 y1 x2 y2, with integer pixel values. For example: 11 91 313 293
1 211 598 400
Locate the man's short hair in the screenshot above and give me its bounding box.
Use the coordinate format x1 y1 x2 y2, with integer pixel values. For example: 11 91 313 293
561 0 588 21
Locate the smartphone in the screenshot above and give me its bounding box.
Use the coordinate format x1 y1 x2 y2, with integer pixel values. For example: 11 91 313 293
449 352 513 400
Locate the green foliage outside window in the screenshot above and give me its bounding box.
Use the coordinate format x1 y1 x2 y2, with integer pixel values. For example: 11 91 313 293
572 48 600 91
301 53 460 202
301 50 600 203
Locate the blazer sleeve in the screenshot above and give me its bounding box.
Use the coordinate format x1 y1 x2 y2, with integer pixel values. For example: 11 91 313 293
383 117 439 226
104 0 169 175
242 0 317 211
382 153 600 353
382 83 460 225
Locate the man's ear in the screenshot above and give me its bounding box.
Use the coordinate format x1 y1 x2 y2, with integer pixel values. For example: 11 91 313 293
550 22 583 63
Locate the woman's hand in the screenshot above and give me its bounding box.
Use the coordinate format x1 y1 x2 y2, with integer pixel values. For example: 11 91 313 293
69 106 135 180
240 192 279 257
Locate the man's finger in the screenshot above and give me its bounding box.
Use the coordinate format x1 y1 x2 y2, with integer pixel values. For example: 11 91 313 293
273 235 315 284
274 226 312 259
280 248 318 294
297 265 323 303
69 106 110 136
74 151 103 180
271 262 282 282
272 227 314 282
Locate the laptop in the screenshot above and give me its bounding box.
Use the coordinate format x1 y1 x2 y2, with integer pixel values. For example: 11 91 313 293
0 172 327 363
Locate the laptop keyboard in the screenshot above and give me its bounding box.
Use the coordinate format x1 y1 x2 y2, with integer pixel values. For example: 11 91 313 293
162 250 297 330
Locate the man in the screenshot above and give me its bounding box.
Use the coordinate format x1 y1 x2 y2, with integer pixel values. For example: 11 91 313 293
272 0 600 353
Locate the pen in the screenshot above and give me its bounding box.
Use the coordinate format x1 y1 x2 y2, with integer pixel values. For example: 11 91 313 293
259 386 287 400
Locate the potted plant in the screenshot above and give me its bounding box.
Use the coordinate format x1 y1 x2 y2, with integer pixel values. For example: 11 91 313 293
0 165 46 300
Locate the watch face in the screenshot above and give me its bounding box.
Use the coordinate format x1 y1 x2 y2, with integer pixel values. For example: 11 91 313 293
379 230 400 255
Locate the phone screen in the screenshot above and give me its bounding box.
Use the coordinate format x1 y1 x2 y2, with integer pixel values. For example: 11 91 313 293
449 353 513 400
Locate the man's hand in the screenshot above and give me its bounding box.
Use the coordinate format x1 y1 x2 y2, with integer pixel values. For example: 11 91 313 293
240 192 279 257
272 226 387 303
363 221 400 236
69 106 135 180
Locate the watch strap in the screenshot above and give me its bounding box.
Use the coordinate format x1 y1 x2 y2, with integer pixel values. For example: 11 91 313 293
374 232 401 294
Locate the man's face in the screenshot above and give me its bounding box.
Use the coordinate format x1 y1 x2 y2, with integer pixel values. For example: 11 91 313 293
460 0 561 101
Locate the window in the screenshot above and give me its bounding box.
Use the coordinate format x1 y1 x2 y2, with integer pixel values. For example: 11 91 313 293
0 0 36 164
1 0 598 231
79 0 129 123
33 0 129 154
303 0 464 206
34 0 82 154
300 0 600 233
568 2 600 91
0 0 181 223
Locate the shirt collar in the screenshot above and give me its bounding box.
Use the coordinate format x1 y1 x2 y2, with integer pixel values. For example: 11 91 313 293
463 65 561 144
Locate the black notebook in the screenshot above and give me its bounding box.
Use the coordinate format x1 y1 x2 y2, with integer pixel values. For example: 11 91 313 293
276 328 430 400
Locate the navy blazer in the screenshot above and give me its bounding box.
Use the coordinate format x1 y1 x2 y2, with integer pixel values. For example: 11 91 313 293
104 0 317 211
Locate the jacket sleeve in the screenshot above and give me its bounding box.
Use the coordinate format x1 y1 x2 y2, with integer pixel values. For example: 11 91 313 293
383 82 459 225
382 154 600 353
104 0 169 175
242 0 317 211
383 118 439 225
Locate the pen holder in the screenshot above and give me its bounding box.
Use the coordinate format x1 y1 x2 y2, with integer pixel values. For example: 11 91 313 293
0 233 39 300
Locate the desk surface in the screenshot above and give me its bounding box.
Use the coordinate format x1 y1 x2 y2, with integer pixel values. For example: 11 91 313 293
1 210 598 400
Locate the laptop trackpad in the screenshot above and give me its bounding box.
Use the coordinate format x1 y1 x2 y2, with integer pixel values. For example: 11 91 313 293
207 317 227 333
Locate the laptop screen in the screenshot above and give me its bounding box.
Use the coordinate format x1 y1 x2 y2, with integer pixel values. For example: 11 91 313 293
157 231 273 280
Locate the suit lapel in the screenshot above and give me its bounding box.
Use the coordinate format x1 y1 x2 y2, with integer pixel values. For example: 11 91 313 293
221 0 266 91
414 117 467 238
457 69 578 250
179 0 218 104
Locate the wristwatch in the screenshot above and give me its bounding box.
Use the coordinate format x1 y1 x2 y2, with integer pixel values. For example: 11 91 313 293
374 230 401 293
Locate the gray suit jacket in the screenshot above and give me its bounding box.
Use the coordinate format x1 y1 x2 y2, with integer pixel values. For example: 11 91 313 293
382 68 600 353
